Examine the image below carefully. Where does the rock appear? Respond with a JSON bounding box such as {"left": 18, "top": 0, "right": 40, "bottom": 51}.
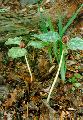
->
{"left": 0, "top": 86, "right": 9, "bottom": 101}
{"left": 20, "top": 0, "right": 38, "bottom": 7}
{"left": 0, "top": 75, "right": 6, "bottom": 85}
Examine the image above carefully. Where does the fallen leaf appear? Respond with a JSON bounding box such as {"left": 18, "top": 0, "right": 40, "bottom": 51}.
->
{"left": 3, "top": 89, "right": 18, "bottom": 108}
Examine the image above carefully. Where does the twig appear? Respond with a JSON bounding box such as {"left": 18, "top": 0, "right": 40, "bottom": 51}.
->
{"left": 27, "top": 102, "right": 29, "bottom": 120}
{"left": 25, "top": 55, "right": 33, "bottom": 82}
{"left": 47, "top": 50, "right": 64, "bottom": 103}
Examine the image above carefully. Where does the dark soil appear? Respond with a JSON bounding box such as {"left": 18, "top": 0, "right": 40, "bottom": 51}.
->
{"left": 0, "top": 0, "right": 83, "bottom": 119}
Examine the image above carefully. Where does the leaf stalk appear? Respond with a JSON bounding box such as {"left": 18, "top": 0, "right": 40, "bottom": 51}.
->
{"left": 47, "top": 50, "right": 64, "bottom": 103}
{"left": 25, "top": 55, "right": 33, "bottom": 82}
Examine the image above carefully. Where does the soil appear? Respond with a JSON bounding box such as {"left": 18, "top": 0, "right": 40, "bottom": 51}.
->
{"left": 0, "top": 0, "right": 83, "bottom": 119}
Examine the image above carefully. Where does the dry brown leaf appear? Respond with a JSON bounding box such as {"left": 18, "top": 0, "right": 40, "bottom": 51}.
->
{"left": 3, "top": 89, "right": 18, "bottom": 108}
{"left": 60, "top": 111, "right": 65, "bottom": 120}
{"left": 0, "top": 52, "right": 3, "bottom": 62}
{"left": 38, "top": 56, "right": 50, "bottom": 75}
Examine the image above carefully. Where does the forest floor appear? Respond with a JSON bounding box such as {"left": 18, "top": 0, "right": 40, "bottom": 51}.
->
{"left": 0, "top": 0, "right": 83, "bottom": 119}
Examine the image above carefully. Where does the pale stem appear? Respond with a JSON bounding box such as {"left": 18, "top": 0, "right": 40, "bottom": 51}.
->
{"left": 47, "top": 50, "right": 64, "bottom": 103}
{"left": 25, "top": 55, "right": 33, "bottom": 82}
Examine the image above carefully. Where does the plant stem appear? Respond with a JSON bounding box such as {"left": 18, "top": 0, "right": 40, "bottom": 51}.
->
{"left": 47, "top": 50, "right": 64, "bottom": 103}
{"left": 25, "top": 55, "right": 33, "bottom": 82}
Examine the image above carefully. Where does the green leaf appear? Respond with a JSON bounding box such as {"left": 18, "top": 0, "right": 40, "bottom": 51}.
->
{"left": 72, "top": 87, "right": 75, "bottom": 91}
{"left": 60, "top": 55, "right": 66, "bottom": 80}
{"left": 47, "top": 16, "right": 55, "bottom": 32}
{"left": 58, "top": 15, "right": 63, "bottom": 37}
{"left": 73, "top": 83, "right": 81, "bottom": 88}
{"left": 33, "top": 31, "right": 60, "bottom": 42}
{"left": 74, "top": 73, "right": 82, "bottom": 79}
{"left": 61, "top": 4, "right": 83, "bottom": 36}
{"left": 0, "top": 8, "right": 9, "bottom": 13}
{"left": 28, "top": 41, "right": 50, "bottom": 48}
{"left": 5, "top": 37, "right": 22, "bottom": 45}
{"left": 68, "top": 77, "right": 77, "bottom": 83}
{"left": 8, "top": 47, "right": 27, "bottom": 59}
{"left": 68, "top": 37, "right": 83, "bottom": 50}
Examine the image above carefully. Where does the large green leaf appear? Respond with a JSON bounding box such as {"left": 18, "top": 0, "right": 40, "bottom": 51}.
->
{"left": 8, "top": 47, "right": 27, "bottom": 59}
{"left": 68, "top": 37, "right": 83, "bottom": 50}
{"left": 5, "top": 37, "right": 22, "bottom": 45}
{"left": 33, "top": 31, "right": 60, "bottom": 42}
{"left": 28, "top": 41, "right": 50, "bottom": 49}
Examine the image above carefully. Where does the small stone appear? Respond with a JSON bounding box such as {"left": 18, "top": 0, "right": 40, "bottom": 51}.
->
{"left": 0, "top": 86, "right": 9, "bottom": 101}
{"left": 0, "top": 75, "right": 6, "bottom": 85}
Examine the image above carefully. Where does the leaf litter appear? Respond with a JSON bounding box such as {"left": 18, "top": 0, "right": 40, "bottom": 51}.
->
{"left": 0, "top": 0, "right": 83, "bottom": 119}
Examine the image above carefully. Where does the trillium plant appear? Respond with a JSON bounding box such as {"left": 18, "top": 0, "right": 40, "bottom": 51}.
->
{"left": 28, "top": 4, "right": 83, "bottom": 103}
{"left": 5, "top": 4, "right": 83, "bottom": 104}
{"left": 5, "top": 37, "right": 33, "bottom": 82}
